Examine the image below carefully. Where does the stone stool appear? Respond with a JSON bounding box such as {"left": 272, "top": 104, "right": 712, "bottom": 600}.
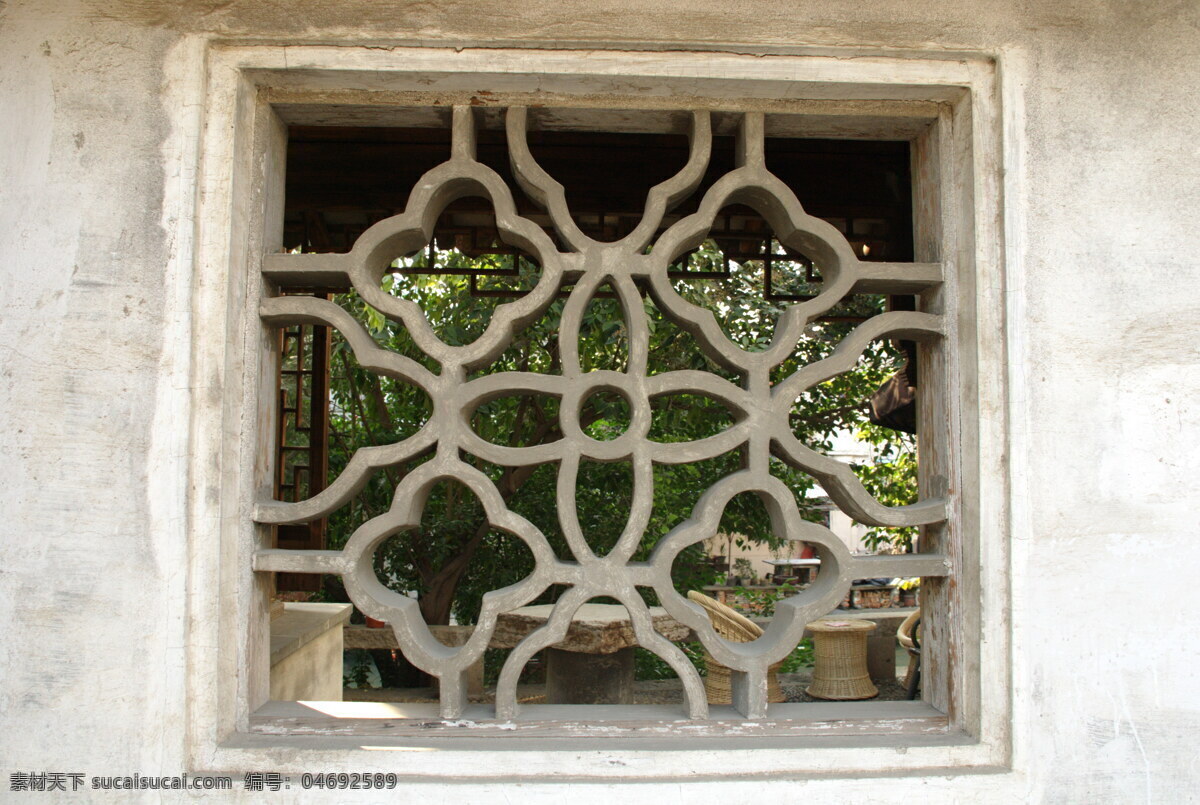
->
{"left": 806, "top": 619, "right": 878, "bottom": 700}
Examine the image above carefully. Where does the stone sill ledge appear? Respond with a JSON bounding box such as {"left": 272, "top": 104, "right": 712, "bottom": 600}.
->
{"left": 251, "top": 698, "right": 951, "bottom": 742}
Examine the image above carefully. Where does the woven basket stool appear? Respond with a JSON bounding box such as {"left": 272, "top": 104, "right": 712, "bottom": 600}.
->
{"left": 687, "top": 591, "right": 785, "bottom": 705}
{"left": 805, "top": 618, "right": 878, "bottom": 700}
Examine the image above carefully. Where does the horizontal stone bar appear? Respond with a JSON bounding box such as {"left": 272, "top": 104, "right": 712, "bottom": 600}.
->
{"left": 260, "top": 253, "right": 940, "bottom": 295}
{"left": 254, "top": 548, "right": 347, "bottom": 574}
{"left": 262, "top": 253, "right": 352, "bottom": 290}
{"left": 850, "top": 552, "right": 951, "bottom": 578}
{"left": 850, "top": 261, "right": 942, "bottom": 294}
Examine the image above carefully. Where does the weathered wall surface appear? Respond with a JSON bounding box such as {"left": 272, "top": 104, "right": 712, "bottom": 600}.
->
{"left": 2, "top": 0, "right": 1198, "bottom": 801}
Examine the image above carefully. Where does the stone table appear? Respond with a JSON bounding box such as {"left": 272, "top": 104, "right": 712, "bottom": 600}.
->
{"left": 492, "top": 604, "right": 691, "bottom": 704}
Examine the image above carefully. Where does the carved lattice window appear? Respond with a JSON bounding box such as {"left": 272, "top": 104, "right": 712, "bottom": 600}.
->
{"left": 254, "top": 105, "right": 950, "bottom": 721}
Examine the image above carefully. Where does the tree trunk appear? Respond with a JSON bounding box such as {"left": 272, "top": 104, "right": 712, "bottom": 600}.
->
{"left": 370, "top": 649, "right": 429, "bottom": 688}
{"left": 418, "top": 572, "right": 462, "bottom": 626}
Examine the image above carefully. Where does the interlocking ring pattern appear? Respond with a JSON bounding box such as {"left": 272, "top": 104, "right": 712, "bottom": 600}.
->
{"left": 254, "top": 106, "right": 951, "bottom": 719}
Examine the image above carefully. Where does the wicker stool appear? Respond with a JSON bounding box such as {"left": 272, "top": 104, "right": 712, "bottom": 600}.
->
{"left": 687, "top": 591, "right": 785, "bottom": 704}
{"left": 806, "top": 619, "right": 878, "bottom": 700}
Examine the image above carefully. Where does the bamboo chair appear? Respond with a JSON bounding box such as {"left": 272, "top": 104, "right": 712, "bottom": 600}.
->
{"left": 687, "top": 591, "right": 786, "bottom": 704}
{"left": 897, "top": 607, "right": 922, "bottom": 699}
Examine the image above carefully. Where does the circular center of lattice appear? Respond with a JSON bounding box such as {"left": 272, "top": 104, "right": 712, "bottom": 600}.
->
{"left": 583, "top": 389, "right": 632, "bottom": 441}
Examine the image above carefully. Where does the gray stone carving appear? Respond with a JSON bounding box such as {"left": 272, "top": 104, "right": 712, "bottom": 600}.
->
{"left": 254, "top": 105, "right": 950, "bottom": 720}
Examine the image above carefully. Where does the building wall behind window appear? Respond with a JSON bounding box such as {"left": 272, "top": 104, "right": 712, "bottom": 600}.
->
{"left": 1, "top": 1, "right": 1198, "bottom": 800}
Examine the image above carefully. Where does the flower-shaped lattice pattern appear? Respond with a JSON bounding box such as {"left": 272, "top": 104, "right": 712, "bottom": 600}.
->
{"left": 255, "top": 106, "right": 951, "bottom": 720}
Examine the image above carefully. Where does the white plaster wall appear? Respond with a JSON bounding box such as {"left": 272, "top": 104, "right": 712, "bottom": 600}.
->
{"left": 828, "top": 509, "right": 870, "bottom": 554}
{"left": 1, "top": 1, "right": 1198, "bottom": 802}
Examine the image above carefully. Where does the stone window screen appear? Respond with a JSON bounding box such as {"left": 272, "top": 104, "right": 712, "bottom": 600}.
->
{"left": 254, "top": 103, "right": 951, "bottom": 720}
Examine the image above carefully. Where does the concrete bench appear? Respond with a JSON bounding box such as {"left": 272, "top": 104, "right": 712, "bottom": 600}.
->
{"left": 271, "top": 603, "right": 352, "bottom": 701}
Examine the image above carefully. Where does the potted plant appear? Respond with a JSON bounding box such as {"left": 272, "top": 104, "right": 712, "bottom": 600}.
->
{"left": 898, "top": 577, "right": 920, "bottom": 608}
{"left": 733, "top": 558, "right": 754, "bottom": 587}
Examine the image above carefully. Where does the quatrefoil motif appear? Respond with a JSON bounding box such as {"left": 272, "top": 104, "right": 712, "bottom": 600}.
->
{"left": 255, "top": 105, "right": 951, "bottom": 720}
